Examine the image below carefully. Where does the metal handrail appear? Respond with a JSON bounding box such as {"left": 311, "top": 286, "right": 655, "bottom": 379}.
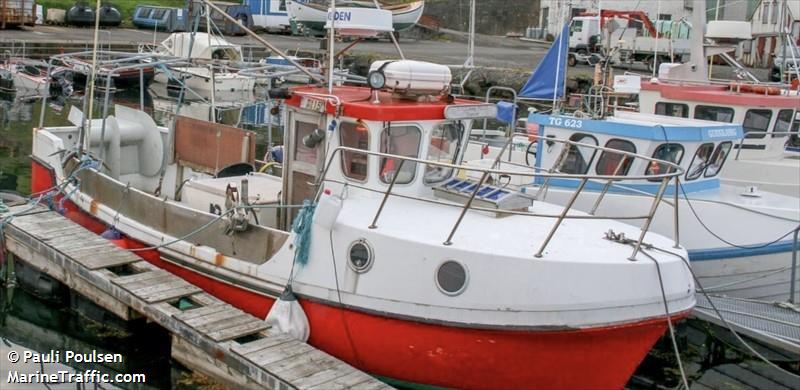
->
{"left": 314, "top": 136, "right": 682, "bottom": 259}
{"left": 734, "top": 130, "right": 800, "bottom": 160}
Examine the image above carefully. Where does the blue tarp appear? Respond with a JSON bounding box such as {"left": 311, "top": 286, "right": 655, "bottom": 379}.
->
{"left": 519, "top": 24, "right": 569, "bottom": 100}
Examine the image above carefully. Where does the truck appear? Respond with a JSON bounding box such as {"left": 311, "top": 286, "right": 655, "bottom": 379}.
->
{"left": 567, "top": 10, "right": 692, "bottom": 72}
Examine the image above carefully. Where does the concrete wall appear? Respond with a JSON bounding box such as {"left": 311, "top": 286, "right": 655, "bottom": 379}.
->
{"left": 422, "top": 0, "right": 539, "bottom": 35}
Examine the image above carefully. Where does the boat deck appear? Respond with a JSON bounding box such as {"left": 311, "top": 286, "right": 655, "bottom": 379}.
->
{"left": 1, "top": 205, "right": 390, "bottom": 389}
{"left": 693, "top": 293, "right": 800, "bottom": 356}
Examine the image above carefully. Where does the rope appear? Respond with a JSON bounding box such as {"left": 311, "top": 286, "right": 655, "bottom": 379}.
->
{"left": 291, "top": 200, "right": 316, "bottom": 267}
{"left": 640, "top": 248, "right": 690, "bottom": 389}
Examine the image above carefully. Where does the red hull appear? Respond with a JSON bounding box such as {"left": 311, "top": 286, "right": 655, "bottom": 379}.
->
{"left": 31, "top": 160, "right": 684, "bottom": 389}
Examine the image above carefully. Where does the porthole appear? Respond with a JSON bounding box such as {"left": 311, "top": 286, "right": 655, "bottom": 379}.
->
{"left": 347, "top": 239, "right": 373, "bottom": 273}
{"left": 435, "top": 260, "right": 468, "bottom": 296}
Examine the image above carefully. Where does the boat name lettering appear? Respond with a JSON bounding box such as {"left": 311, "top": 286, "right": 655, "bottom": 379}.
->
{"left": 300, "top": 97, "right": 326, "bottom": 112}
{"left": 707, "top": 128, "right": 738, "bottom": 138}
{"left": 328, "top": 11, "right": 352, "bottom": 22}
{"left": 548, "top": 117, "right": 583, "bottom": 129}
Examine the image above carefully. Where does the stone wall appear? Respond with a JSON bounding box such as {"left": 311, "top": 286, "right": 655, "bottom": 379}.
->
{"left": 421, "top": 0, "right": 540, "bottom": 36}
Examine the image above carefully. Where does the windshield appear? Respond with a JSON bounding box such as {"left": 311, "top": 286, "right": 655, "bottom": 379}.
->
{"left": 424, "top": 122, "right": 466, "bottom": 184}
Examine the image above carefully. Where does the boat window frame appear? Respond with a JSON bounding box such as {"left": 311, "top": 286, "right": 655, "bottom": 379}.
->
{"left": 645, "top": 143, "right": 685, "bottom": 182}
{"left": 424, "top": 121, "right": 466, "bottom": 186}
{"left": 704, "top": 141, "right": 733, "bottom": 178}
{"left": 743, "top": 109, "right": 773, "bottom": 139}
{"left": 595, "top": 138, "right": 637, "bottom": 176}
{"left": 655, "top": 102, "right": 689, "bottom": 118}
{"left": 338, "top": 121, "right": 370, "bottom": 183}
{"left": 560, "top": 133, "right": 599, "bottom": 175}
{"left": 379, "top": 123, "right": 423, "bottom": 186}
{"left": 685, "top": 143, "right": 715, "bottom": 181}
{"left": 772, "top": 109, "right": 794, "bottom": 138}
{"left": 694, "top": 105, "right": 735, "bottom": 123}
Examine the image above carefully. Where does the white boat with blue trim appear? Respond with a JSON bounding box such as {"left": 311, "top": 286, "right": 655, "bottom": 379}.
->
{"left": 515, "top": 111, "right": 800, "bottom": 302}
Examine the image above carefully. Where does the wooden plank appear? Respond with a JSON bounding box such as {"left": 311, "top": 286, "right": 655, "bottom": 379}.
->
{"left": 73, "top": 251, "right": 141, "bottom": 270}
{"left": 116, "top": 274, "right": 175, "bottom": 292}
{"left": 61, "top": 244, "right": 125, "bottom": 259}
{"left": 195, "top": 313, "right": 255, "bottom": 333}
{"left": 129, "top": 278, "right": 195, "bottom": 297}
{"left": 249, "top": 341, "right": 315, "bottom": 367}
{"left": 205, "top": 319, "right": 269, "bottom": 342}
{"left": 306, "top": 370, "right": 375, "bottom": 390}
{"left": 264, "top": 349, "right": 337, "bottom": 382}
{"left": 183, "top": 307, "right": 245, "bottom": 328}
{"left": 174, "top": 303, "right": 232, "bottom": 321}
{"left": 189, "top": 292, "right": 225, "bottom": 307}
{"left": 139, "top": 284, "right": 201, "bottom": 303}
{"left": 351, "top": 380, "right": 392, "bottom": 390}
{"left": 112, "top": 269, "right": 170, "bottom": 286}
{"left": 293, "top": 365, "right": 356, "bottom": 389}
{"left": 231, "top": 333, "right": 295, "bottom": 356}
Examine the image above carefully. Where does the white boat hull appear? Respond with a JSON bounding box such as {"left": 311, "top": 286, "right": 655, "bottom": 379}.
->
{"left": 154, "top": 67, "right": 255, "bottom": 93}
{"left": 525, "top": 184, "right": 800, "bottom": 302}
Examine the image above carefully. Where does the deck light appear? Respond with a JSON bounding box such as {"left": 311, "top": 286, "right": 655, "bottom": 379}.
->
{"left": 367, "top": 70, "right": 386, "bottom": 90}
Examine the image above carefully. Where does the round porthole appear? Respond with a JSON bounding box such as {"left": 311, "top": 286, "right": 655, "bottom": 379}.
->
{"left": 436, "top": 260, "right": 468, "bottom": 296}
{"left": 347, "top": 240, "right": 373, "bottom": 273}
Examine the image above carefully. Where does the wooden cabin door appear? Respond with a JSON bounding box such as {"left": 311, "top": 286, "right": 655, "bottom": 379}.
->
{"left": 282, "top": 109, "right": 326, "bottom": 228}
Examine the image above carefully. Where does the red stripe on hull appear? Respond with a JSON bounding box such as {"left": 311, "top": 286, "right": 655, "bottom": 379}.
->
{"left": 31, "top": 159, "right": 683, "bottom": 389}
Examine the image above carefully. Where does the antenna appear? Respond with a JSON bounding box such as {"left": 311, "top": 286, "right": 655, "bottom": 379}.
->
{"left": 327, "top": 0, "right": 335, "bottom": 93}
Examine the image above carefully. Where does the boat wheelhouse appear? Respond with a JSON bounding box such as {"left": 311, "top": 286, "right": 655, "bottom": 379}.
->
{"left": 30, "top": 60, "right": 694, "bottom": 388}
{"left": 638, "top": 79, "right": 800, "bottom": 196}
{"left": 526, "top": 110, "right": 800, "bottom": 301}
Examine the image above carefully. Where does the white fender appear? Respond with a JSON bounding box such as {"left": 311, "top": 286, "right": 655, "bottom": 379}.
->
{"left": 265, "top": 286, "right": 310, "bottom": 342}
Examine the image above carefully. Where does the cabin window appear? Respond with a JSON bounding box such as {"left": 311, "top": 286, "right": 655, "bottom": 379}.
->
{"left": 571, "top": 20, "right": 583, "bottom": 34}
{"left": 559, "top": 133, "right": 598, "bottom": 174}
{"left": 424, "top": 122, "right": 464, "bottom": 185}
{"left": 655, "top": 102, "right": 689, "bottom": 118}
{"left": 294, "top": 121, "right": 319, "bottom": 165}
{"left": 595, "top": 139, "right": 636, "bottom": 176}
{"left": 743, "top": 109, "right": 772, "bottom": 139}
{"left": 339, "top": 122, "right": 370, "bottom": 181}
{"left": 379, "top": 125, "right": 422, "bottom": 184}
{"left": 646, "top": 143, "right": 684, "bottom": 181}
{"left": 772, "top": 109, "right": 794, "bottom": 138}
{"left": 694, "top": 105, "right": 735, "bottom": 123}
{"left": 279, "top": 0, "right": 287, "bottom": 11}
{"left": 704, "top": 142, "right": 732, "bottom": 177}
{"left": 686, "top": 143, "right": 714, "bottom": 181}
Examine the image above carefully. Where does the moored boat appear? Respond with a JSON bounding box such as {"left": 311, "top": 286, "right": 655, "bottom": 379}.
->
{"left": 287, "top": 0, "right": 424, "bottom": 35}
{"left": 518, "top": 110, "right": 800, "bottom": 302}
{"left": 30, "top": 60, "right": 695, "bottom": 389}
{"left": 151, "top": 32, "right": 255, "bottom": 93}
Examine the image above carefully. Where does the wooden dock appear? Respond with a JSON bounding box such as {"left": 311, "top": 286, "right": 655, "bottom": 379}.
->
{"left": 1, "top": 205, "right": 391, "bottom": 389}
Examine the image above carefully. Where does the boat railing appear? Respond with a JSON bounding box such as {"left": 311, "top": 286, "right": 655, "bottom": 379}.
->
{"left": 626, "top": 70, "right": 799, "bottom": 91}
{"left": 316, "top": 135, "right": 684, "bottom": 260}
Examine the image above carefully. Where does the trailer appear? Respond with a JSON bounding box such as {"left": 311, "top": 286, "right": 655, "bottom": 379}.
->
{"left": 567, "top": 10, "right": 692, "bottom": 72}
{"left": 0, "top": 0, "right": 35, "bottom": 29}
